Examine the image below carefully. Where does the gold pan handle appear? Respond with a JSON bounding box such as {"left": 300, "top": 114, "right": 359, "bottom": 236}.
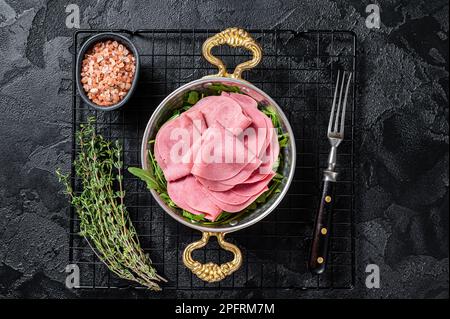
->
{"left": 202, "top": 27, "right": 262, "bottom": 79}
{"left": 182, "top": 232, "right": 242, "bottom": 282}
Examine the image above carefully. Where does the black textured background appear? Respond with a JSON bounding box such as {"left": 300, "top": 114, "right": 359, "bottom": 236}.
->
{"left": 0, "top": 0, "right": 448, "bottom": 299}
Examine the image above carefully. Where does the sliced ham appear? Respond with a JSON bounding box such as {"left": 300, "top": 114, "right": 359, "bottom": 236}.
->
{"left": 167, "top": 175, "right": 222, "bottom": 221}
{"left": 206, "top": 189, "right": 251, "bottom": 205}
{"left": 166, "top": 184, "right": 205, "bottom": 216}
{"left": 190, "top": 95, "right": 252, "bottom": 135}
{"left": 232, "top": 172, "right": 275, "bottom": 197}
{"left": 155, "top": 115, "right": 192, "bottom": 181}
{"left": 154, "top": 92, "right": 282, "bottom": 221}
{"left": 155, "top": 110, "right": 206, "bottom": 182}
{"left": 191, "top": 126, "right": 259, "bottom": 181}
{"left": 226, "top": 92, "right": 276, "bottom": 173}
{"left": 226, "top": 92, "right": 269, "bottom": 158}
{"left": 196, "top": 161, "right": 263, "bottom": 190}
{"left": 202, "top": 186, "right": 268, "bottom": 213}
{"left": 196, "top": 161, "right": 266, "bottom": 190}
{"left": 223, "top": 92, "right": 258, "bottom": 109}
{"left": 216, "top": 160, "right": 261, "bottom": 185}
{"left": 259, "top": 128, "right": 280, "bottom": 174}
{"left": 195, "top": 176, "right": 235, "bottom": 191}
{"left": 185, "top": 108, "right": 207, "bottom": 134}
{"left": 262, "top": 116, "right": 275, "bottom": 156}
{"left": 241, "top": 171, "right": 273, "bottom": 184}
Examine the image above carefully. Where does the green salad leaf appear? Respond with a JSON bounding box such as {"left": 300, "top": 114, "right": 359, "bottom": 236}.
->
{"left": 182, "top": 210, "right": 205, "bottom": 221}
{"left": 186, "top": 91, "right": 200, "bottom": 105}
{"left": 128, "top": 167, "right": 161, "bottom": 190}
{"left": 207, "top": 83, "right": 241, "bottom": 94}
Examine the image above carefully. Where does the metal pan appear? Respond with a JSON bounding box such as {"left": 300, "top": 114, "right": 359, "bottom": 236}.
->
{"left": 141, "top": 28, "right": 296, "bottom": 282}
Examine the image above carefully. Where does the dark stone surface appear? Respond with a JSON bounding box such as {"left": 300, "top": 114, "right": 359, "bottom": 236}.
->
{"left": 0, "top": 0, "right": 448, "bottom": 299}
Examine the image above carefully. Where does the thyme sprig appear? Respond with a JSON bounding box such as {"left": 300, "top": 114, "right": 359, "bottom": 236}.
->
{"left": 57, "top": 117, "right": 166, "bottom": 290}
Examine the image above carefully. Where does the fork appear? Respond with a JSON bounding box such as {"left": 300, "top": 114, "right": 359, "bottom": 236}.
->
{"left": 309, "top": 70, "right": 352, "bottom": 275}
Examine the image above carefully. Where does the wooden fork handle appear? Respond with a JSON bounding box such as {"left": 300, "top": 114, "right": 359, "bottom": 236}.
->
{"left": 309, "top": 179, "right": 335, "bottom": 274}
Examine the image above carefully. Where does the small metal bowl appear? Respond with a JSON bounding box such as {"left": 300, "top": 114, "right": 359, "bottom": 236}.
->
{"left": 75, "top": 32, "right": 140, "bottom": 111}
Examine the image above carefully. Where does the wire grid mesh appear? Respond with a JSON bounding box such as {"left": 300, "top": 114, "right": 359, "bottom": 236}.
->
{"left": 70, "top": 29, "right": 356, "bottom": 291}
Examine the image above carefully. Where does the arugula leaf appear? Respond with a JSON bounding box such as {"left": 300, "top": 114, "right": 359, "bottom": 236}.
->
{"left": 182, "top": 210, "right": 205, "bottom": 221}
{"left": 160, "top": 193, "right": 177, "bottom": 208}
{"left": 278, "top": 133, "right": 289, "bottom": 148}
{"left": 207, "top": 84, "right": 241, "bottom": 94}
{"left": 148, "top": 145, "right": 166, "bottom": 187}
{"left": 273, "top": 172, "right": 284, "bottom": 181}
{"left": 215, "top": 212, "right": 233, "bottom": 222}
{"left": 272, "top": 157, "right": 280, "bottom": 172}
{"left": 187, "top": 91, "right": 199, "bottom": 104}
{"left": 128, "top": 167, "right": 160, "bottom": 190}
{"left": 167, "top": 110, "right": 181, "bottom": 121}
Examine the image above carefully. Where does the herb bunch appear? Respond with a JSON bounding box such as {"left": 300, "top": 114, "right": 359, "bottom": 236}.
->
{"left": 129, "top": 85, "right": 289, "bottom": 225}
{"left": 57, "top": 117, "right": 166, "bottom": 290}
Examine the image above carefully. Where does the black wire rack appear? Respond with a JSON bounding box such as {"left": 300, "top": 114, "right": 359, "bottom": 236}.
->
{"left": 70, "top": 29, "right": 356, "bottom": 292}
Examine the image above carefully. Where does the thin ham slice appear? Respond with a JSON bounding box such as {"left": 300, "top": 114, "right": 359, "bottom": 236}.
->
{"left": 155, "top": 111, "right": 205, "bottom": 181}
{"left": 167, "top": 175, "right": 222, "bottom": 221}
{"left": 207, "top": 190, "right": 250, "bottom": 206}
{"left": 225, "top": 92, "right": 277, "bottom": 176}
{"left": 232, "top": 172, "right": 275, "bottom": 197}
{"left": 155, "top": 116, "right": 192, "bottom": 181}
{"left": 202, "top": 186, "right": 268, "bottom": 213}
{"left": 190, "top": 95, "right": 252, "bottom": 135}
{"left": 216, "top": 160, "right": 261, "bottom": 185}
{"left": 185, "top": 108, "right": 207, "bottom": 134}
{"left": 226, "top": 93, "right": 269, "bottom": 158}
{"left": 241, "top": 171, "right": 273, "bottom": 184}
{"left": 223, "top": 92, "right": 257, "bottom": 109}
{"left": 261, "top": 115, "right": 275, "bottom": 156}
{"left": 196, "top": 160, "right": 264, "bottom": 190}
{"left": 259, "top": 127, "right": 280, "bottom": 174}
{"left": 195, "top": 176, "right": 235, "bottom": 191}
{"left": 196, "top": 160, "right": 263, "bottom": 190}
{"left": 166, "top": 184, "right": 205, "bottom": 216}
{"left": 191, "top": 126, "right": 259, "bottom": 181}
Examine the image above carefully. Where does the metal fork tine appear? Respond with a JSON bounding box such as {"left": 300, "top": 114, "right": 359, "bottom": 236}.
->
{"left": 334, "top": 71, "right": 346, "bottom": 133}
{"left": 328, "top": 70, "right": 340, "bottom": 134}
{"left": 339, "top": 72, "right": 352, "bottom": 134}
